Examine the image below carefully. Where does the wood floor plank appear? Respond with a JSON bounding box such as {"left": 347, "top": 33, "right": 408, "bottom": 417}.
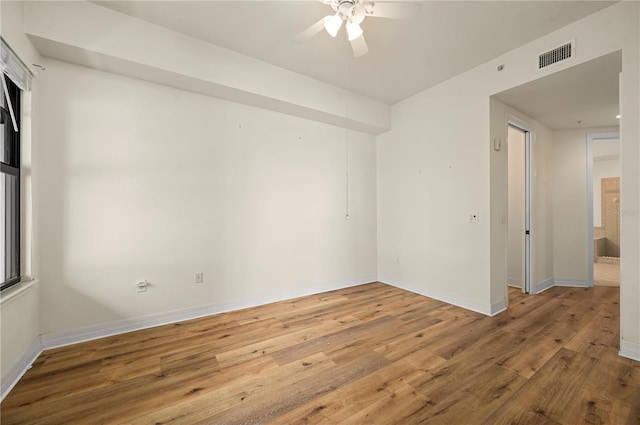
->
{"left": 160, "top": 343, "right": 220, "bottom": 375}
{"left": 385, "top": 312, "right": 477, "bottom": 358}
{"left": 407, "top": 329, "right": 528, "bottom": 418}
{"left": 325, "top": 315, "right": 443, "bottom": 364}
{"left": 372, "top": 318, "right": 450, "bottom": 362}
{"left": 423, "top": 315, "right": 503, "bottom": 360}
{"left": 4, "top": 357, "right": 103, "bottom": 395}
{"left": 565, "top": 309, "right": 621, "bottom": 358}
{"left": 273, "top": 289, "right": 412, "bottom": 329}
{"left": 498, "top": 296, "right": 573, "bottom": 336}
{"left": 230, "top": 293, "right": 349, "bottom": 326}
{"left": 214, "top": 315, "right": 361, "bottom": 368}
{"left": 191, "top": 351, "right": 390, "bottom": 425}
{"left": 264, "top": 359, "right": 417, "bottom": 425}
{"left": 484, "top": 348, "right": 599, "bottom": 425}
{"left": 560, "top": 348, "right": 640, "bottom": 425}
{"left": 499, "top": 319, "right": 582, "bottom": 378}
{"left": 269, "top": 315, "right": 397, "bottom": 366}
{"left": 337, "top": 383, "right": 430, "bottom": 425}
{"left": 93, "top": 316, "right": 282, "bottom": 362}
{"left": 405, "top": 364, "right": 527, "bottom": 425}
{"left": 2, "top": 282, "right": 638, "bottom": 425}
{"left": 125, "top": 352, "right": 337, "bottom": 425}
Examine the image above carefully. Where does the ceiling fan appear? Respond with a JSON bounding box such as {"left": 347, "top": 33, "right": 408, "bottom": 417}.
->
{"left": 294, "top": 0, "right": 422, "bottom": 57}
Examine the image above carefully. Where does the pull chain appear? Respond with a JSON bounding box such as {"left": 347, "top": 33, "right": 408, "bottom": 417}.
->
{"left": 344, "top": 41, "right": 350, "bottom": 220}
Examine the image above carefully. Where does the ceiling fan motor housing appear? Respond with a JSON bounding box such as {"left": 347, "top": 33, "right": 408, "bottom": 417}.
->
{"left": 327, "top": 0, "right": 365, "bottom": 24}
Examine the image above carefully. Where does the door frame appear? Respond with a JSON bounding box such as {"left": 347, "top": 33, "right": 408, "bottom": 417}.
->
{"left": 507, "top": 118, "right": 534, "bottom": 294}
{"left": 586, "top": 131, "right": 620, "bottom": 286}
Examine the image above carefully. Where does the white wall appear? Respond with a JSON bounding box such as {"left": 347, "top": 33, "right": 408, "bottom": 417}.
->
{"left": 379, "top": 1, "right": 639, "bottom": 356}
{"left": 377, "top": 81, "right": 493, "bottom": 314}
{"left": 0, "top": 0, "right": 40, "bottom": 76}
{"left": 553, "top": 127, "right": 619, "bottom": 281}
{"left": 0, "top": 0, "right": 43, "bottom": 397}
{"left": 490, "top": 100, "right": 554, "bottom": 299}
{"left": 593, "top": 138, "right": 621, "bottom": 158}
{"left": 37, "top": 59, "right": 378, "bottom": 337}
{"left": 23, "top": 0, "right": 390, "bottom": 135}
{"left": 0, "top": 283, "right": 41, "bottom": 399}
{"left": 0, "top": 78, "right": 42, "bottom": 398}
{"left": 507, "top": 126, "right": 525, "bottom": 287}
{"left": 532, "top": 119, "right": 555, "bottom": 292}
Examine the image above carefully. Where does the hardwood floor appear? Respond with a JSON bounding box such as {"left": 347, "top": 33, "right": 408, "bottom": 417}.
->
{"left": 2, "top": 282, "right": 639, "bottom": 424}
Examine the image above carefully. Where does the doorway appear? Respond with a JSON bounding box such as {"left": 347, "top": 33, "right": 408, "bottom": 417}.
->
{"left": 491, "top": 51, "right": 621, "bottom": 314}
{"left": 587, "top": 133, "right": 620, "bottom": 286}
{"left": 507, "top": 123, "right": 532, "bottom": 294}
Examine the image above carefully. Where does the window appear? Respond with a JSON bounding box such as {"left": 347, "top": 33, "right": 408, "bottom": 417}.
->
{"left": 1, "top": 73, "right": 21, "bottom": 290}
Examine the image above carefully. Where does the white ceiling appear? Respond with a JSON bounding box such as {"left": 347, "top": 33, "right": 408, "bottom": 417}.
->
{"left": 92, "top": 1, "right": 616, "bottom": 105}
{"left": 494, "top": 50, "right": 621, "bottom": 130}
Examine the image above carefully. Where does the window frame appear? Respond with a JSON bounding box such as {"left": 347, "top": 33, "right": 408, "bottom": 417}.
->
{"left": 1, "top": 72, "right": 21, "bottom": 291}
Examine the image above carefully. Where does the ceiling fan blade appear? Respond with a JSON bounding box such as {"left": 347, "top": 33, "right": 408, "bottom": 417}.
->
{"left": 293, "top": 17, "right": 327, "bottom": 44}
{"left": 365, "top": 2, "right": 421, "bottom": 19}
{"left": 350, "top": 34, "right": 369, "bottom": 57}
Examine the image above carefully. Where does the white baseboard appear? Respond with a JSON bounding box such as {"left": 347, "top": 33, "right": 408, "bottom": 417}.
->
{"left": 507, "top": 277, "right": 522, "bottom": 287}
{"left": 490, "top": 298, "right": 507, "bottom": 316}
{"left": 534, "top": 278, "right": 555, "bottom": 294}
{"left": 379, "top": 278, "right": 494, "bottom": 316}
{"left": 553, "top": 278, "right": 591, "bottom": 288}
{"left": 41, "top": 276, "right": 377, "bottom": 350}
{"left": 6, "top": 274, "right": 634, "bottom": 405}
{"left": 620, "top": 340, "right": 640, "bottom": 362}
{"left": 1, "top": 337, "right": 42, "bottom": 401}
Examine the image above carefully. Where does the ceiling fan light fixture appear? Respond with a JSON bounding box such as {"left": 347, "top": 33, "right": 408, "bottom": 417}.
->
{"left": 350, "top": 2, "right": 366, "bottom": 25}
{"left": 294, "top": 0, "right": 421, "bottom": 57}
{"left": 324, "top": 14, "right": 343, "bottom": 37}
{"left": 346, "top": 21, "right": 363, "bottom": 41}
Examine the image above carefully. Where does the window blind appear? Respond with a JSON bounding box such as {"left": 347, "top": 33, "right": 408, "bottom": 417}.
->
{"left": 1, "top": 37, "right": 32, "bottom": 92}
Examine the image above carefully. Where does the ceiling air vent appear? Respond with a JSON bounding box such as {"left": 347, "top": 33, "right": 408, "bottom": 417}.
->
{"left": 538, "top": 41, "right": 574, "bottom": 69}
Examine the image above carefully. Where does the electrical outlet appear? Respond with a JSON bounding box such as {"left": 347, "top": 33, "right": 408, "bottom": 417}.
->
{"left": 469, "top": 213, "right": 479, "bottom": 223}
{"left": 195, "top": 272, "right": 204, "bottom": 284}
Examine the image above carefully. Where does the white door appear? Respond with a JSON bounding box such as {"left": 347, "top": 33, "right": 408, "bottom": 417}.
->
{"left": 507, "top": 124, "right": 533, "bottom": 294}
